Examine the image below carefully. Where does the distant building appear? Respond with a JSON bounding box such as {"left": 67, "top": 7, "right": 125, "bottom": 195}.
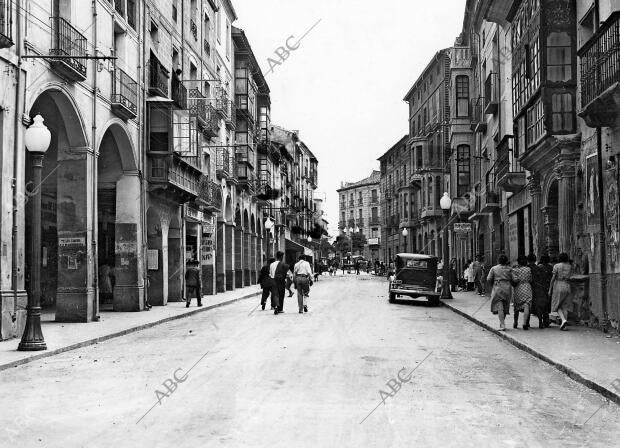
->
{"left": 336, "top": 171, "right": 382, "bottom": 261}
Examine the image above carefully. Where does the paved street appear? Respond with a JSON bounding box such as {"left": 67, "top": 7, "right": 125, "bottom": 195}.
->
{"left": 2, "top": 275, "right": 619, "bottom": 448}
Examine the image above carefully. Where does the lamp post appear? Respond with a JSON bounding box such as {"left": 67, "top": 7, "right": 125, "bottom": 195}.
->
{"left": 439, "top": 192, "right": 453, "bottom": 300}
{"left": 402, "top": 227, "right": 409, "bottom": 253}
{"left": 348, "top": 226, "right": 354, "bottom": 256}
{"left": 19, "top": 115, "right": 51, "bottom": 351}
{"left": 264, "top": 217, "right": 274, "bottom": 259}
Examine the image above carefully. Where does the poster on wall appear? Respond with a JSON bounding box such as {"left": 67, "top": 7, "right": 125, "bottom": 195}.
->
{"left": 202, "top": 217, "right": 215, "bottom": 264}
{"left": 604, "top": 167, "right": 619, "bottom": 264}
{"left": 586, "top": 154, "right": 600, "bottom": 231}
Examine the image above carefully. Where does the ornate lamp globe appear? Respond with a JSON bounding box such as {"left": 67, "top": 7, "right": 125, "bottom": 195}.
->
{"left": 402, "top": 228, "right": 409, "bottom": 237}
{"left": 440, "top": 192, "right": 452, "bottom": 210}
{"left": 25, "top": 115, "right": 51, "bottom": 154}
{"left": 264, "top": 217, "right": 274, "bottom": 230}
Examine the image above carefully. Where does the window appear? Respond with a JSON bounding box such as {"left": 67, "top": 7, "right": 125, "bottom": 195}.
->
{"left": 526, "top": 98, "right": 544, "bottom": 145}
{"left": 358, "top": 191, "right": 363, "bottom": 204}
{"left": 172, "top": 0, "right": 178, "bottom": 22}
{"left": 547, "top": 32, "right": 572, "bottom": 82}
{"left": 216, "top": 6, "right": 221, "bottom": 43}
{"left": 516, "top": 115, "right": 526, "bottom": 157}
{"left": 416, "top": 146, "right": 423, "bottom": 170}
{"left": 456, "top": 76, "right": 469, "bottom": 117}
{"left": 226, "top": 19, "right": 231, "bottom": 58}
{"left": 551, "top": 92, "right": 574, "bottom": 132}
{"left": 456, "top": 145, "right": 470, "bottom": 197}
{"left": 404, "top": 193, "right": 408, "bottom": 218}
{"left": 371, "top": 190, "right": 377, "bottom": 202}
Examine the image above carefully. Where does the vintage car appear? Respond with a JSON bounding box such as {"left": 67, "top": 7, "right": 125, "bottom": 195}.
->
{"left": 388, "top": 253, "right": 440, "bottom": 306}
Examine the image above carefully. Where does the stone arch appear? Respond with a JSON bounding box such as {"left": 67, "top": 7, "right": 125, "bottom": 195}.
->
{"left": 25, "top": 87, "right": 91, "bottom": 320}
{"left": 97, "top": 121, "right": 138, "bottom": 172}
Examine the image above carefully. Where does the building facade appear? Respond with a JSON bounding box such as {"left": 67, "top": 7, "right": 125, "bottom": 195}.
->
{"left": 402, "top": 50, "right": 452, "bottom": 260}
{"left": 336, "top": 170, "right": 382, "bottom": 261}
{"left": 0, "top": 0, "right": 319, "bottom": 341}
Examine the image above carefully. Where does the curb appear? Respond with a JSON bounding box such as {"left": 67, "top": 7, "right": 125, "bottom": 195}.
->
{"left": 0, "top": 291, "right": 260, "bottom": 373}
{"left": 441, "top": 299, "right": 620, "bottom": 406}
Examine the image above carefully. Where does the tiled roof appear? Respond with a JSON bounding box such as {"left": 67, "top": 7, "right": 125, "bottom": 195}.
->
{"left": 337, "top": 171, "right": 380, "bottom": 191}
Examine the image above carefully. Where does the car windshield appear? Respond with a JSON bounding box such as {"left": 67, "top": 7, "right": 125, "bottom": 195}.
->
{"left": 404, "top": 259, "right": 428, "bottom": 269}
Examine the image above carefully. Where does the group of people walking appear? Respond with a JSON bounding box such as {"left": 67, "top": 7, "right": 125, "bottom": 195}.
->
{"left": 258, "top": 251, "right": 314, "bottom": 315}
{"left": 487, "top": 253, "right": 574, "bottom": 331}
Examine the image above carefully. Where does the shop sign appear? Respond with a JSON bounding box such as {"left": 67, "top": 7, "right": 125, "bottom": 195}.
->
{"left": 147, "top": 249, "right": 159, "bottom": 270}
{"left": 367, "top": 238, "right": 380, "bottom": 246}
{"left": 185, "top": 207, "right": 203, "bottom": 222}
{"left": 509, "top": 214, "right": 519, "bottom": 258}
{"left": 507, "top": 188, "right": 531, "bottom": 214}
{"left": 453, "top": 223, "right": 472, "bottom": 238}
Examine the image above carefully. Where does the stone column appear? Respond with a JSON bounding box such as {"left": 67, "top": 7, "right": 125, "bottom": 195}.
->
{"left": 557, "top": 163, "right": 576, "bottom": 256}
{"left": 251, "top": 233, "right": 258, "bottom": 284}
{"left": 235, "top": 227, "right": 243, "bottom": 288}
{"left": 56, "top": 147, "right": 96, "bottom": 322}
{"left": 113, "top": 173, "right": 144, "bottom": 311}
{"left": 225, "top": 223, "right": 235, "bottom": 291}
{"left": 216, "top": 219, "right": 226, "bottom": 293}
{"left": 529, "top": 173, "right": 544, "bottom": 257}
{"left": 243, "top": 230, "right": 250, "bottom": 287}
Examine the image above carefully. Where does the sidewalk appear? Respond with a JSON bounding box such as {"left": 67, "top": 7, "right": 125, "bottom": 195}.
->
{"left": 0, "top": 286, "right": 261, "bottom": 372}
{"left": 442, "top": 290, "right": 620, "bottom": 404}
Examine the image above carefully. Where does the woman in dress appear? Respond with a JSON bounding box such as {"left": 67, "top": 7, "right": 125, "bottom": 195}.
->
{"left": 530, "top": 254, "right": 552, "bottom": 328}
{"left": 549, "top": 252, "right": 573, "bottom": 330}
{"left": 512, "top": 256, "right": 533, "bottom": 330}
{"left": 487, "top": 254, "right": 513, "bottom": 331}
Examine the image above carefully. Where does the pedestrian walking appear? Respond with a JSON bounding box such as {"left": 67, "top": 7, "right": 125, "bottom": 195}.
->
{"left": 355, "top": 260, "right": 360, "bottom": 275}
{"left": 270, "top": 251, "right": 290, "bottom": 315}
{"left": 450, "top": 258, "right": 458, "bottom": 292}
{"left": 258, "top": 257, "right": 276, "bottom": 310}
{"left": 487, "top": 254, "right": 513, "bottom": 331}
{"left": 472, "top": 255, "right": 485, "bottom": 295}
{"left": 98, "top": 259, "right": 115, "bottom": 305}
{"left": 464, "top": 260, "right": 475, "bottom": 291}
{"left": 512, "top": 256, "right": 533, "bottom": 330}
{"left": 184, "top": 260, "right": 202, "bottom": 308}
{"left": 549, "top": 252, "right": 573, "bottom": 331}
{"left": 293, "top": 254, "right": 313, "bottom": 313}
{"left": 529, "top": 254, "right": 552, "bottom": 328}
{"left": 285, "top": 267, "right": 295, "bottom": 297}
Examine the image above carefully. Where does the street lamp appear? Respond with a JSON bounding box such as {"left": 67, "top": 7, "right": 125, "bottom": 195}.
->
{"left": 439, "top": 192, "right": 453, "bottom": 300}
{"left": 264, "top": 217, "right": 274, "bottom": 259}
{"left": 402, "top": 227, "right": 409, "bottom": 253}
{"left": 19, "top": 115, "right": 51, "bottom": 351}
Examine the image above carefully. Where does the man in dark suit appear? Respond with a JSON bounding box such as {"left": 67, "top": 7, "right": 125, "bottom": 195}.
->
{"left": 258, "top": 257, "right": 276, "bottom": 310}
{"left": 270, "top": 251, "right": 289, "bottom": 315}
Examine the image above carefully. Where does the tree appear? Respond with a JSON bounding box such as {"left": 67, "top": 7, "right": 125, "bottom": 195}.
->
{"left": 334, "top": 233, "right": 367, "bottom": 256}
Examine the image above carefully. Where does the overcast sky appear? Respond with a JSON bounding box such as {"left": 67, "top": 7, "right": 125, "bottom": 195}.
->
{"left": 233, "top": 0, "right": 467, "bottom": 232}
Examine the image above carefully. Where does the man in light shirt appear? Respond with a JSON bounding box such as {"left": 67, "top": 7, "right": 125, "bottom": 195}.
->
{"left": 269, "top": 251, "right": 289, "bottom": 315}
{"left": 293, "top": 254, "right": 313, "bottom": 313}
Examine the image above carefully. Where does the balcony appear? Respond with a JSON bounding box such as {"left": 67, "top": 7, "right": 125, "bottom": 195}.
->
{"left": 149, "top": 56, "right": 169, "bottom": 97}
{"left": 484, "top": 73, "right": 498, "bottom": 115}
{"left": 495, "top": 136, "right": 526, "bottom": 193}
{"left": 148, "top": 154, "right": 201, "bottom": 203}
{"left": 0, "top": 0, "right": 13, "bottom": 48}
{"left": 111, "top": 67, "right": 138, "bottom": 120}
{"left": 225, "top": 100, "right": 236, "bottom": 129}
{"left": 579, "top": 11, "right": 620, "bottom": 127}
{"left": 187, "top": 83, "right": 219, "bottom": 137}
{"left": 421, "top": 207, "right": 443, "bottom": 219}
{"left": 470, "top": 97, "right": 487, "bottom": 133}
{"left": 49, "top": 17, "right": 87, "bottom": 81}
{"left": 369, "top": 217, "right": 380, "bottom": 226}
{"left": 237, "top": 165, "right": 256, "bottom": 193}
{"left": 171, "top": 74, "right": 187, "bottom": 109}
{"left": 215, "top": 87, "right": 229, "bottom": 119}
{"left": 216, "top": 147, "right": 230, "bottom": 179}
{"left": 197, "top": 177, "right": 222, "bottom": 212}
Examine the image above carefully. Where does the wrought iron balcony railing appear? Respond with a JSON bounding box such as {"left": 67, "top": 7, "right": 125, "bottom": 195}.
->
{"left": 50, "top": 17, "right": 87, "bottom": 81}
{"left": 198, "top": 177, "right": 222, "bottom": 211}
{"left": 216, "top": 147, "right": 230, "bottom": 179}
{"left": 470, "top": 97, "right": 487, "bottom": 133}
{"left": 0, "top": 0, "right": 13, "bottom": 48}
{"left": 111, "top": 66, "right": 138, "bottom": 120}
{"left": 149, "top": 56, "right": 169, "bottom": 97}
{"left": 171, "top": 74, "right": 187, "bottom": 109}
{"left": 579, "top": 12, "right": 620, "bottom": 109}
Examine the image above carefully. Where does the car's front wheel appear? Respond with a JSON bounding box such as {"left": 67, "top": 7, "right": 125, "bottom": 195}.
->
{"left": 428, "top": 295, "right": 440, "bottom": 307}
{"left": 389, "top": 291, "right": 396, "bottom": 303}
